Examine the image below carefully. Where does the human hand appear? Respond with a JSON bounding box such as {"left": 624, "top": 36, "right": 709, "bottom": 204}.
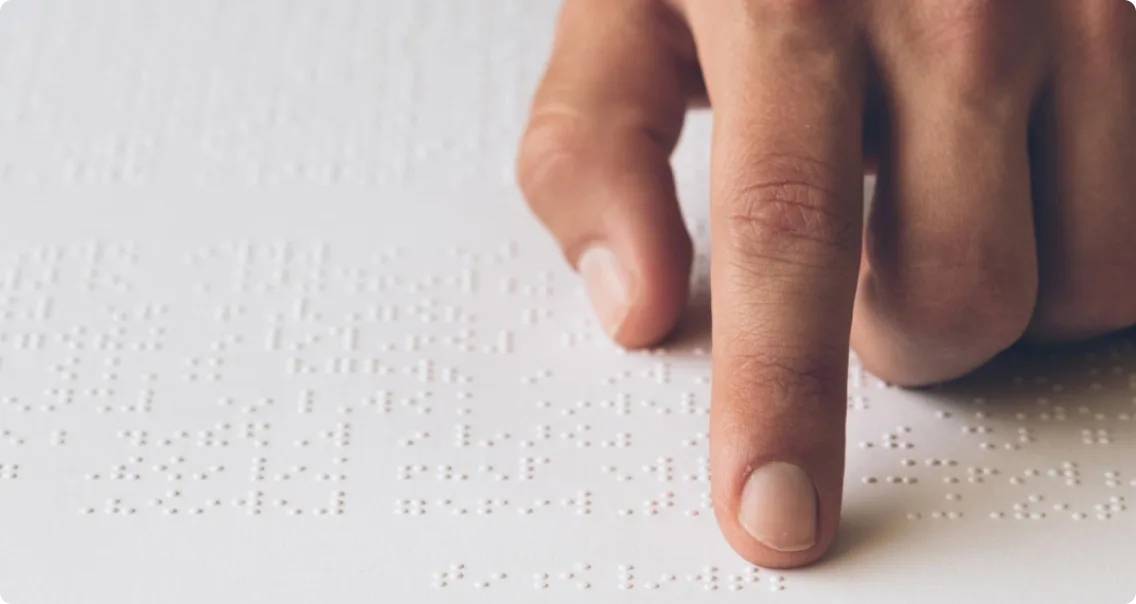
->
{"left": 516, "top": 0, "right": 1136, "bottom": 569}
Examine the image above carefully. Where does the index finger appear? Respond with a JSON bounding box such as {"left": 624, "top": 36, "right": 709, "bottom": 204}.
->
{"left": 685, "top": 1, "right": 866, "bottom": 568}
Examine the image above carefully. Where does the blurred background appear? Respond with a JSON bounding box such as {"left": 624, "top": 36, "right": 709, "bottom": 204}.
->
{"left": 0, "top": 0, "right": 710, "bottom": 194}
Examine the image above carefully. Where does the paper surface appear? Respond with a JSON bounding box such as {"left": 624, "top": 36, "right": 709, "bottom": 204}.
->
{"left": 0, "top": 1, "right": 1133, "bottom": 603}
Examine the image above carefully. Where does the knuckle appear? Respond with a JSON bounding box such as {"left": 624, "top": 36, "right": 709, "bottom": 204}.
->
{"left": 916, "top": 0, "right": 1001, "bottom": 48}
{"left": 1032, "top": 285, "right": 1136, "bottom": 341}
{"left": 857, "top": 238, "right": 1037, "bottom": 385}
{"left": 908, "top": 0, "right": 1022, "bottom": 94}
{"left": 742, "top": 0, "right": 837, "bottom": 26}
{"left": 516, "top": 109, "right": 592, "bottom": 205}
{"left": 722, "top": 163, "right": 859, "bottom": 267}
{"left": 874, "top": 259, "right": 1036, "bottom": 350}
{"left": 1066, "top": 1, "right": 1132, "bottom": 61}
{"left": 920, "top": 286, "right": 1032, "bottom": 348}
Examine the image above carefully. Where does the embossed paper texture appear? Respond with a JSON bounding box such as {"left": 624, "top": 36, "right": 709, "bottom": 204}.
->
{"left": 0, "top": 1, "right": 1133, "bottom": 603}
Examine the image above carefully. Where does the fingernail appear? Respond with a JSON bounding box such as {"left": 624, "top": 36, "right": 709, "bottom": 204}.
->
{"left": 578, "top": 245, "right": 633, "bottom": 339}
{"left": 738, "top": 462, "right": 818, "bottom": 553}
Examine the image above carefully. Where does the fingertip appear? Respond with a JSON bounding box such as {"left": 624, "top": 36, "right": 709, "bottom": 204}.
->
{"left": 709, "top": 409, "right": 845, "bottom": 569}
{"left": 577, "top": 227, "right": 691, "bottom": 350}
{"left": 738, "top": 462, "right": 819, "bottom": 553}
{"left": 579, "top": 244, "right": 638, "bottom": 341}
{"left": 713, "top": 459, "right": 842, "bottom": 569}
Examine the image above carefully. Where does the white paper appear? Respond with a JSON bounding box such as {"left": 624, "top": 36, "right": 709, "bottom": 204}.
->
{"left": 0, "top": 1, "right": 1133, "bottom": 603}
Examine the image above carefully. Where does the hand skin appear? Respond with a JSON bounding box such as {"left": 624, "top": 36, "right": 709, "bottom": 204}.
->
{"left": 516, "top": 0, "right": 1136, "bottom": 569}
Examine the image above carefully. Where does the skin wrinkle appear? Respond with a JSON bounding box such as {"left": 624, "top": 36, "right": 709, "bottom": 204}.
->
{"left": 720, "top": 366, "right": 841, "bottom": 426}
{"left": 726, "top": 181, "right": 859, "bottom": 246}
{"left": 716, "top": 152, "right": 862, "bottom": 267}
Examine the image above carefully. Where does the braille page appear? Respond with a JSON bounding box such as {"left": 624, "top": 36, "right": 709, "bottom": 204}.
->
{"left": 0, "top": 2, "right": 1133, "bottom": 604}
